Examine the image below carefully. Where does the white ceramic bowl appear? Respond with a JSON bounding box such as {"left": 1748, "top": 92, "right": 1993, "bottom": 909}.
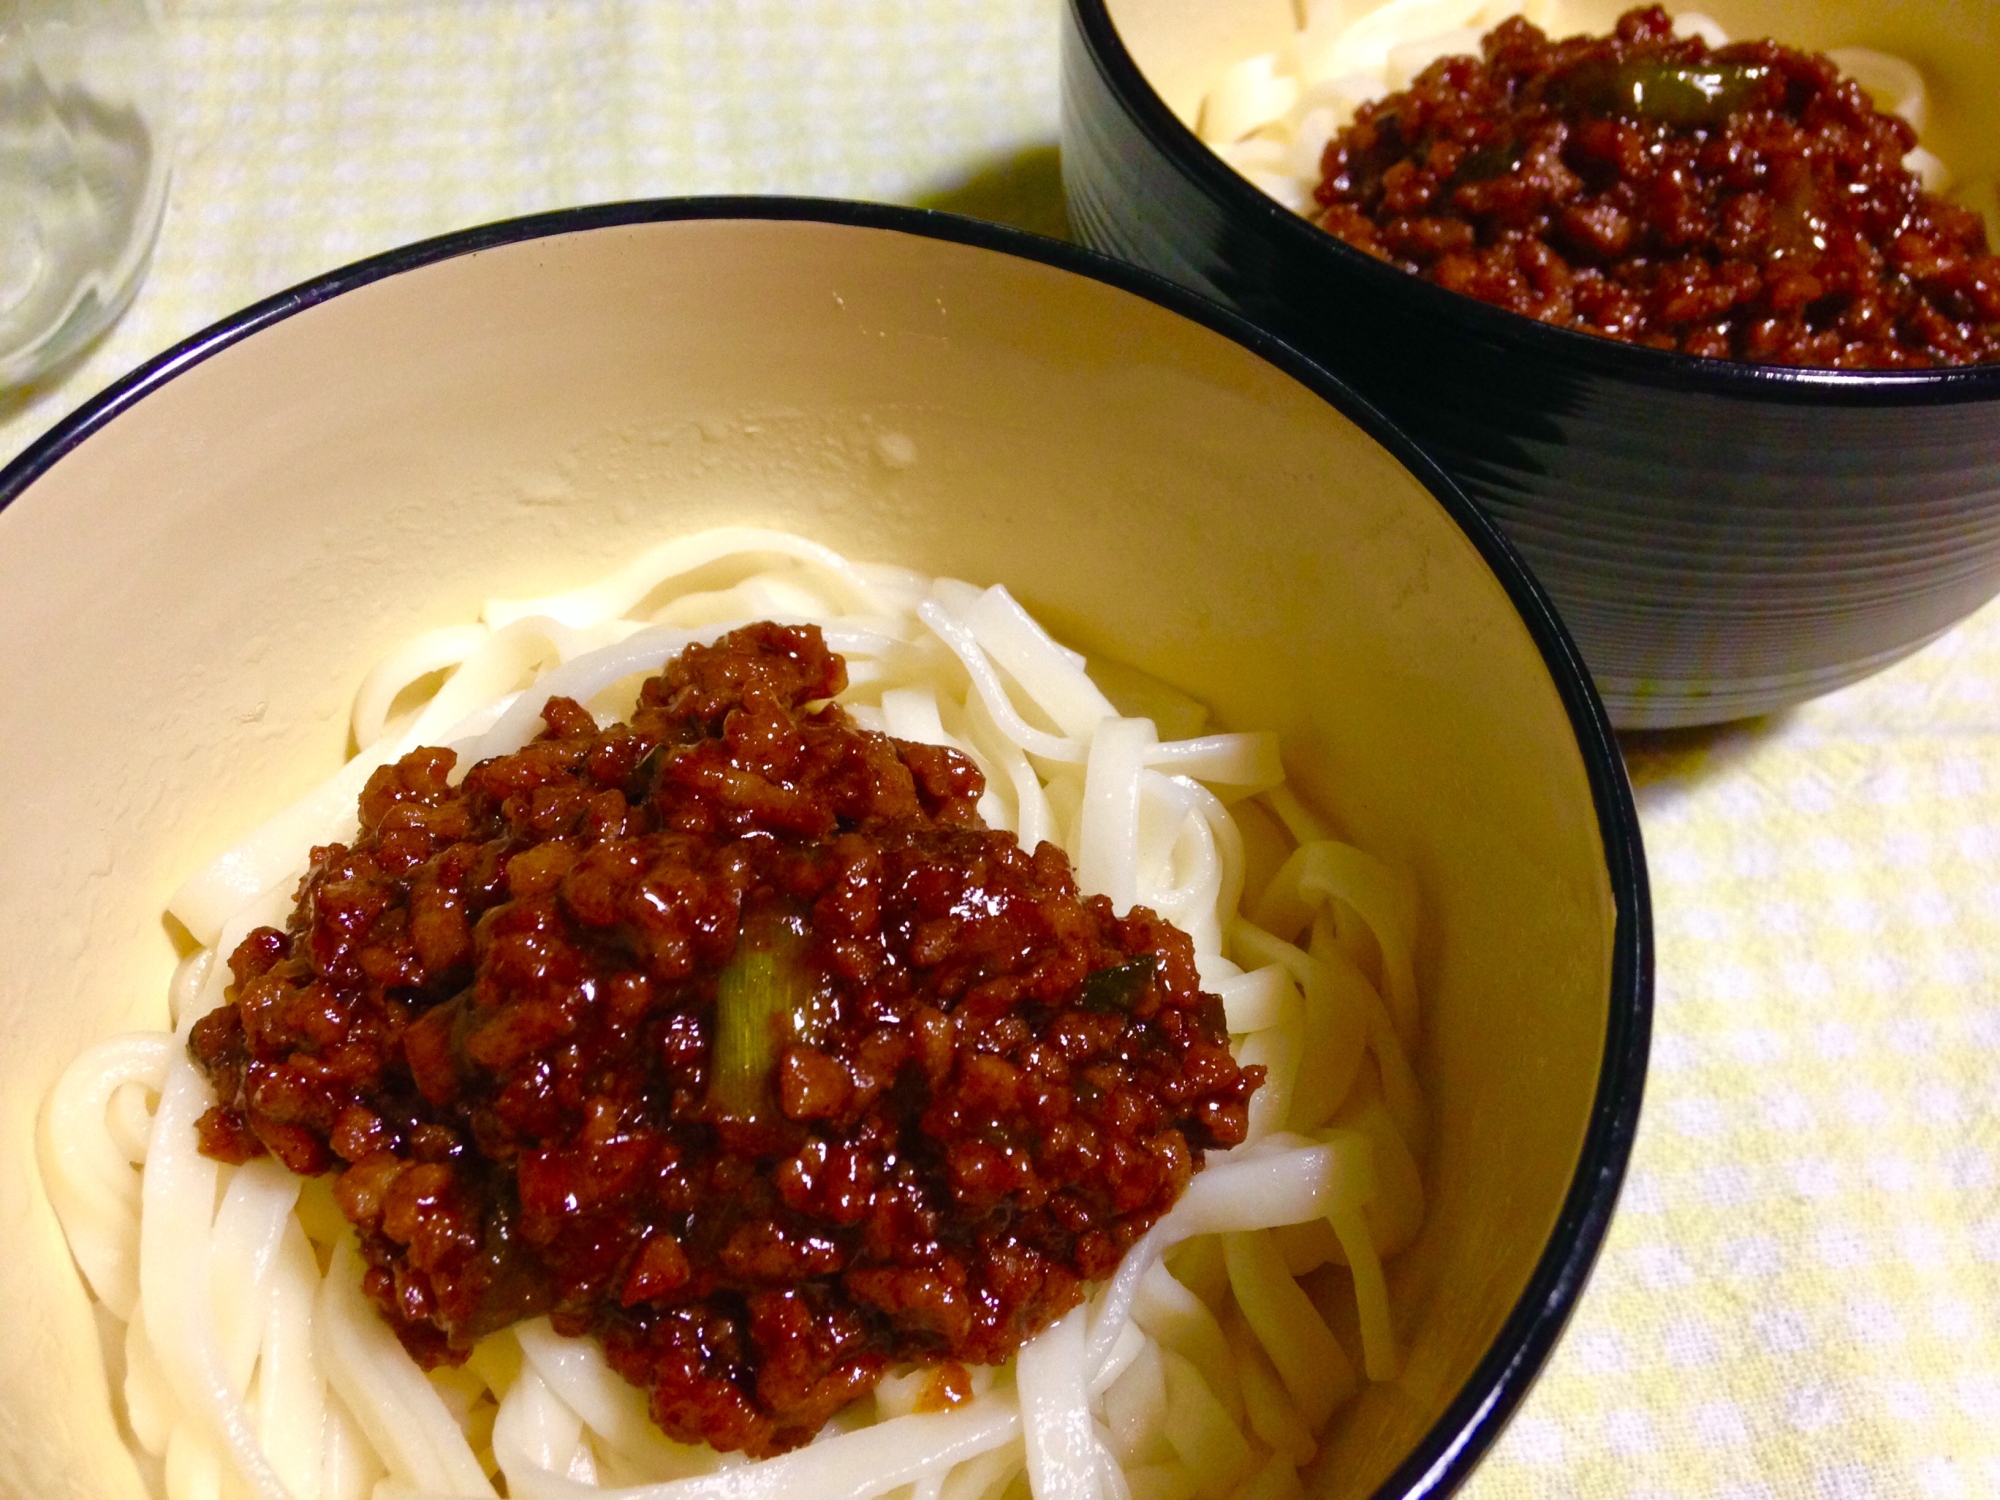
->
{"left": 0, "top": 201, "right": 1649, "bottom": 1500}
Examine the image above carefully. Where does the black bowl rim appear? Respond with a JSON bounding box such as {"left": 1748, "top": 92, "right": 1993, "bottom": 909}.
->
{"left": 1067, "top": 0, "right": 2000, "bottom": 407}
{"left": 0, "top": 195, "right": 1651, "bottom": 1500}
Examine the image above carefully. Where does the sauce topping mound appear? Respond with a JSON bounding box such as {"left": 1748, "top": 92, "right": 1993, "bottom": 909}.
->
{"left": 188, "top": 622, "right": 1261, "bottom": 1456}
{"left": 1313, "top": 5, "right": 2000, "bottom": 365}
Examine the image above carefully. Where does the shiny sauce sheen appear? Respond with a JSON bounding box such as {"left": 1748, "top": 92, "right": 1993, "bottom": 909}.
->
{"left": 188, "top": 622, "right": 1261, "bottom": 1456}
{"left": 1313, "top": 6, "right": 2000, "bottom": 365}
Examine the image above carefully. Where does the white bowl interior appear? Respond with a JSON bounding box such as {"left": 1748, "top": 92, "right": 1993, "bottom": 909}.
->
{"left": 0, "top": 217, "right": 1617, "bottom": 1499}
{"left": 1112, "top": 0, "right": 2000, "bottom": 191}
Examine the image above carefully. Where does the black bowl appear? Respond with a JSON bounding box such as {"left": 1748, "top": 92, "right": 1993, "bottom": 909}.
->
{"left": 1061, "top": 0, "right": 2000, "bottom": 728}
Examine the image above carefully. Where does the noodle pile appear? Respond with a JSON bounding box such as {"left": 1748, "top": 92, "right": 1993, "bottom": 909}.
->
{"left": 41, "top": 529, "right": 1427, "bottom": 1500}
{"left": 1195, "top": 0, "right": 1997, "bottom": 246}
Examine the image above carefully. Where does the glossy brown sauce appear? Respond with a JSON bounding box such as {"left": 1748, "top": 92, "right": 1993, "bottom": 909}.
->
{"left": 188, "top": 622, "right": 1260, "bottom": 1456}
{"left": 1313, "top": 6, "right": 2000, "bottom": 365}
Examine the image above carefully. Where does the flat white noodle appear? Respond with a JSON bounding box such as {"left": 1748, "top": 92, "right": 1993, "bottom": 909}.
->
{"left": 493, "top": 1365, "right": 597, "bottom": 1495}
{"left": 1323, "top": 0, "right": 1485, "bottom": 79}
{"left": 352, "top": 625, "right": 493, "bottom": 751}
{"left": 916, "top": 601, "right": 1086, "bottom": 764}
{"left": 652, "top": 574, "right": 847, "bottom": 632}
{"left": 1103, "top": 1339, "right": 1170, "bottom": 1466}
{"left": 107, "top": 1080, "right": 157, "bottom": 1163}
{"left": 209, "top": 1160, "right": 301, "bottom": 1390}
{"left": 1222, "top": 1232, "right": 1354, "bottom": 1429}
{"left": 1085, "top": 1135, "right": 1373, "bottom": 1380}
{"left": 257, "top": 1219, "right": 328, "bottom": 1499}
{"left": 471, "top": 623, "right": 733, "bottom": 761}
{"left": 1903, "top": 146, "right": 1949, "bottom": 195}
{"left": 1077, "top": 716, "right": 1156, "bottom": 914}
{"left": 958, "top": 586, "right": 1114, "bottom": 738}
{"left": 1139, "top": 736, "right": 1281, "bottom": 798}
{"left": 169, "top": 949, "right": 216, "bottom": 1024}
{"left": 139, "top": 1055, "right": 293, "bottom": 1500}
{"left": 1226, "top": 1321, "right": 1314, "bottom": 1468}
{"left": 323, "top": 1397, "right": 385, "bottom": 1500}
{"left": 1088, "top": 1317, "right": 1149, "bottom": 1401}
{"left": 1284, "top": 0, "right": 1348, "bottom": 82}
{"left": 961, "top": 692, "right": 1055, "bottom": 850}
{"left": 1136, "top": 778, "right": 1229, "bottom": 968}
{"left": 503, "top": 1397, "right": 1022, "bottom": 1500}
{"left": 1018, "top": 1308, "right": 1108, "bottom": 1500}
{"left": 1181, "top": 781, "right": 1245, "bottom": 971}
{"left": 319, "top": 1240, "right": 497, "bottom": 1496}
{"left": 930, "top": 696, "right": 1024, "bottom": 834}
{"left": 1335, "top": 1083, "right": 1427, "bottom": 1258}
{"left": 1081, "top": 660, "right": 1207, "bottom": 743}
{"left": 1235, "top": 914, "right": 1424, "bottom": 1155}
{"left": 1254, "top": 841, "right": 1420, "bottom": 1053}
{"left": 880, "top": 686, "right": 957, "bottom": 750}
{"left": 1327, "top": 1195, "right": 1399, "bottom": 1381}
{"left": 1199, "top": 54, "right": 1298, "bottom": 144}
{"left": 39, "top": 1032, "right": 174, "bottom": 1316}
{"left": 484, "top": 528, "right": 890, "bottom": 630}
{"left": 854, "top": 562, "right": 934, "bottom": 617}
{"left": 1130, "top": 1266, "right": 1238, "bottom": 1425}
{"left": 124, "top": 1304, "right": 175, "bottom": 1455}
{"left": 1235, "top": 985, "right": 1303, "bottom": 1142}
{"left": 1156, "top": 1347, "right": 1252, "bottom": 1499}
{"left": 1384, "top": 25, "right": 1482, "bottom": 89}
{"left": 514, "top": 1320, "right": 717, "bottom": 1481}
{"left": 1258, "top": 786, "right": 1326, "bottom": 849}
{"left": 1292, "top": 915, "right": 1373, "bottom": 1131}
{"left": 1094, "top": 1429, "right": 1134, "bottom": 1500}
{"left": 1212, "top": 967, "right": 1290, "bottom": 1037}
{"left": 938, "top": 1445, "right": 1022, "bottom": 1500}
{"left": 164, "top": 1423, "right": 223, "bottom": 1500}
{"left": 1133, "top": 773, "right": 1198, "bottom": 911}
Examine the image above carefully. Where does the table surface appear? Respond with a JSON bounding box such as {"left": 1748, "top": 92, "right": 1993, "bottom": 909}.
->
{"left": 8, "top": 4, "right": 1999, "bottom": 1498}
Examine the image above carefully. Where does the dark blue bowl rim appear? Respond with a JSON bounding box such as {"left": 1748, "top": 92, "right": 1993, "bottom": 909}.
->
{"left": 1067, "top": 0, "right": 2000, "bottom": 407}
{"left": 0, "top": 194, "right": 1651, "bottom": 1500}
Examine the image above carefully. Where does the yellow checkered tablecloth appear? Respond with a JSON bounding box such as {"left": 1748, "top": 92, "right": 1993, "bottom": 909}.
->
{"left": 0, "top": 0, "right": 1064, "bottom": 467}
{"left": 1482, "top": 629, "right": 2000, "bottom": 1500}
{"left": 7, "top": 4, "right": 2000, "bottom": 1497}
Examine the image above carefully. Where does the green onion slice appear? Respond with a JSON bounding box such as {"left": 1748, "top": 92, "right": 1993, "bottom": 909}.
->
{"left": 708, "top": 907, "right": 812, "bottom": 1120}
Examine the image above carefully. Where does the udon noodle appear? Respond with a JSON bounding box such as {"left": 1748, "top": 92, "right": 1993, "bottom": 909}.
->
{"left": 1196, "top": 0, "right": 1999, "bottom": 248}
{"left": 41, "top": 529, "right": 1427, "bottom": 1500}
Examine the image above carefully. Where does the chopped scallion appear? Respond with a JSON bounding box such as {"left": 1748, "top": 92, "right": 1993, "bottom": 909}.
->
{"left": 709, "top": 908, "right": 811, "bottom": 1119}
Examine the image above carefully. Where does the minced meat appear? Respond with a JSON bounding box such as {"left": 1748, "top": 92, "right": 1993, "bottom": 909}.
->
{"left": 188, "top": 622, "right": 1260, "bottom": 1456}
{"left": 1313, "top": 5, "right": 2000, "bottom": 365}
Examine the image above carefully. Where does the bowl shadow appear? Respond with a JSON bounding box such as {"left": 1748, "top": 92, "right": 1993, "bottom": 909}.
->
{"left": 1618, "top": 710, "right": 1797, "bottom": 814}
{"left": 911, "top": 144, "right": 1071, "bottom": 241}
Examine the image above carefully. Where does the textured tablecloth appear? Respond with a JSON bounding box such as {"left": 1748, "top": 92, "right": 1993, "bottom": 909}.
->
{"left": 7, "top": 4, "right": 2000, "bottom": 1497}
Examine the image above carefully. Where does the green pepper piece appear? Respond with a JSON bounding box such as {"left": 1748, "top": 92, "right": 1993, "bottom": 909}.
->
{"left": 1453, "top": 133, "right": 1526, "bottom": 184}
{"left": 1624, "top": 60, "right": 1773, "bottom": 126}
{"left": 1554, "top": 58, "right": 1773, "bottom": 128}
{"left": 1078, "top": 955, "right": 1159, "bottom": 1013}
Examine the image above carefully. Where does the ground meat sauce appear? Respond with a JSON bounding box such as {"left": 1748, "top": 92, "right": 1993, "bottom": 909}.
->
{"left": 1312, "top": 6, "right": 2000, "bottom": 365}
{"left": 188, "top": 622, "right": 1260, "bottom": 1457}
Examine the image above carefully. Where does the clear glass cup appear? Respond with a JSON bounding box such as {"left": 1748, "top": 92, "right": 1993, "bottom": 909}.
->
{"left": 0, "top": 0, "right": 170, "bottom": 389}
